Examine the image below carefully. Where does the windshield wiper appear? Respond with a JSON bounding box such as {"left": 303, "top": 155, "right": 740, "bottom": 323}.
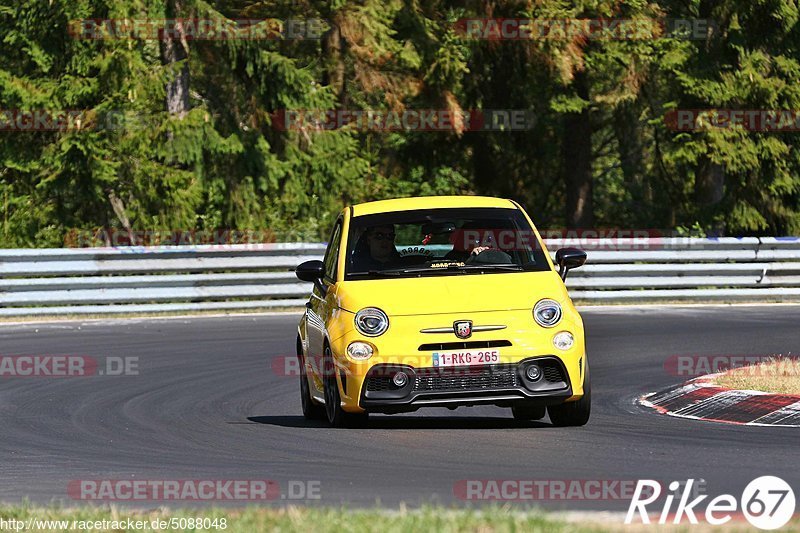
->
{"left": 348, "top": 269, "right": 405, "bottom": 277}
{"left": 350, "top": 263, "right": 529, "bottom": 278}
{"left": 381, "top": 263, "right": 525, "bottom": 275}
{"left": 453, "top": 264, "right": 525, "bottom": 272}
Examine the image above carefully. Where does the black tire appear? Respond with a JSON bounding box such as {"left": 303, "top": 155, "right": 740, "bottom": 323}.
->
{"left": 298, "top": 349, "right": 325, "bottom": 420}
{"left": 511, "top": 404, "right": 546, "bottom": 420}
{"left": 547, "top": 362, "right": 591, "bottom": 427}
{"left": 322, "top": 344, "right": 368, "bottom": 428}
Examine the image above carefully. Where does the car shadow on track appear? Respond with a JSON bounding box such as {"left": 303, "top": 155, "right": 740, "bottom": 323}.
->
{"left": 245, "top": 415, "right": 553, "bottom": 429}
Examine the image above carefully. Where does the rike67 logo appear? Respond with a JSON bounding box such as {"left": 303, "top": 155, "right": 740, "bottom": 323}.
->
{"left": 626, "top": 476, "right": 795, "bottom": 530}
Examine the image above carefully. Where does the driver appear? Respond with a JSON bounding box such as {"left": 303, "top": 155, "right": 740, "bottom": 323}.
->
{"left": 352, "top": 225, "right": 401, "bottom": 271}
{"left": 445, "top": 229, "right": 512, "bottom": 263}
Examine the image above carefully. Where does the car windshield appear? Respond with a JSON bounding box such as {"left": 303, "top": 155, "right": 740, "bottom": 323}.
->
{"left": 345, "top": 207, "right": 551, "bottom": 279}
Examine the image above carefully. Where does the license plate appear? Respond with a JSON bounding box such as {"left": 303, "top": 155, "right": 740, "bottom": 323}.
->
{"left": 432, "top": 350, "right": 500, "bottom": 368}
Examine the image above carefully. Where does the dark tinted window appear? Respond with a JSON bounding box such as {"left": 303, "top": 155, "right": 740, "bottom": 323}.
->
{"left": 345, "top": 208, "right": 550, "bottom": 279}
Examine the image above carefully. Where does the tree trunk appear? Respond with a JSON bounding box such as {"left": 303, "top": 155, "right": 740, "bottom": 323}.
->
{"left": 161, "top": 0, "right": 190, "bottom": 117}
{"left": 562, "top": 71, "right": 593, "bottom": 228}
{"left": 613, "top": 100, "right": 650, "bottom": 215}
{"left": 322, "top": 22, "right": 346, "bottom": 107}
{"left": 108, "top": 190, "right": 136, "bottom": 245}
{"left": 694, "top": 158, "right": 724, "bottom": 206}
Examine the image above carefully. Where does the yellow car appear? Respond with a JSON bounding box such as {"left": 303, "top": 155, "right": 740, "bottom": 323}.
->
{"left": 294, "top": 196, "right": 589, "bottom": 427}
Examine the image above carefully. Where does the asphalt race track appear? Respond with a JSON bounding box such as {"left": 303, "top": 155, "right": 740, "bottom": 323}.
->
{"left": 0, "top": 306, "right": 798, "bottom": 511}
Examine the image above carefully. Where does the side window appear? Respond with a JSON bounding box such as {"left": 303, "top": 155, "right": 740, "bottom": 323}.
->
{"left": 323, "top": 219, "right": 343, "bottom": 282}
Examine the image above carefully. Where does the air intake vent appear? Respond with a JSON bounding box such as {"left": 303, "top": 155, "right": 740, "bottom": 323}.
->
{"left": 542, "top": 365, "right": 564, "bottom": 383}
{"left": 413, "top": 365, "right": 518, "bottom": 391}
{"left": 365, "top": 376, "right": 394, "bottom": 392}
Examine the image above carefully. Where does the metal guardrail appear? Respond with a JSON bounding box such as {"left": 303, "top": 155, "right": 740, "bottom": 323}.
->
{"left": 0, "top": 238, "right": 799, "bottom": 316}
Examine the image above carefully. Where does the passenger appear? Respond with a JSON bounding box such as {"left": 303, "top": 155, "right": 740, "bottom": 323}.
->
{"left": 351, "top": 225, "right": 401, "bottom": 271}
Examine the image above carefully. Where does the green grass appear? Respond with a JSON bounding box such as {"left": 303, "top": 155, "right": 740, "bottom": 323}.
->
{"left": 714, "top": 357, "right": 800, "bottom": 395}
{"left": 0, "top": 506, "right": 572, "bottom": 533}
{"left": 1, "top": 505, "right": 796, "bottom": 532}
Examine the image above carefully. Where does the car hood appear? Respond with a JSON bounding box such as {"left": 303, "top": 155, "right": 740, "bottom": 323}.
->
{"left": 335, "top": 271, "right": 569, "bottom": 316}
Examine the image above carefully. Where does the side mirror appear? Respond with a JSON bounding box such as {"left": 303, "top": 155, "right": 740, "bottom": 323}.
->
{"left": 295, "top": 260, "right": 327, "bottom": 295}
{"left": 555, "top": 248, "right": 587, "bottom": 281}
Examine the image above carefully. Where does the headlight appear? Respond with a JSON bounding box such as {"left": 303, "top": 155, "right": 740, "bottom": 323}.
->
{"left": 347, "top": 341, "right": 374, "bottom": 360}
{"left": 533, "top": 299, "right": 562, "bottom": 328}
{"left": 354, "top": 307, "right": 389, "bottom": 337}
{"left": 553, "top": 331, "right": 574, "bottom": 351}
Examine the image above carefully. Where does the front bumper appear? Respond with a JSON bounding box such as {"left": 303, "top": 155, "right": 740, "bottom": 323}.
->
{"left": 359, "top": 356, "right": 573, "bottom": 414}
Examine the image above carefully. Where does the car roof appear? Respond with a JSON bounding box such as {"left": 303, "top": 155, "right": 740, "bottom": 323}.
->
{"left": 350, "top": 196, "right": 517, "bottom": 217}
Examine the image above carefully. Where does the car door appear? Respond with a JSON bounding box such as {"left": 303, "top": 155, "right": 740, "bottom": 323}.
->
{"left": 306, "top": 217, "right": 343, "bottom": 387}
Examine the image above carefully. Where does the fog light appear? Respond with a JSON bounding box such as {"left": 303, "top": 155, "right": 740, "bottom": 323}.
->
{"left": 525, "top": 365, "right": 542, "bottom": 381}
{"left": 553, "top": 331, "right": 574, "bottom": 351}
{"left": 346, "top": 341, "right": 373, "bottom": 360}
{"left": 392, "top": 372, "right": 409, "bottom": 387}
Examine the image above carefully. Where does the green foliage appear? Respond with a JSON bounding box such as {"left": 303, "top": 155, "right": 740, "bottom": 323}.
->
{"left": 1, "top": 0, "right": 799, "bottom": 246}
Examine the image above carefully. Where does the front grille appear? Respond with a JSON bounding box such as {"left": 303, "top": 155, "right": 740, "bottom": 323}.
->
{"left": 413, "top": 366, "right": 517, "bottom": 392}
{"left": 364, "top": 358, "right": 567, "bottom": 396}
{"left": 418, "top": 340, "right": 512, "bottom": 351}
